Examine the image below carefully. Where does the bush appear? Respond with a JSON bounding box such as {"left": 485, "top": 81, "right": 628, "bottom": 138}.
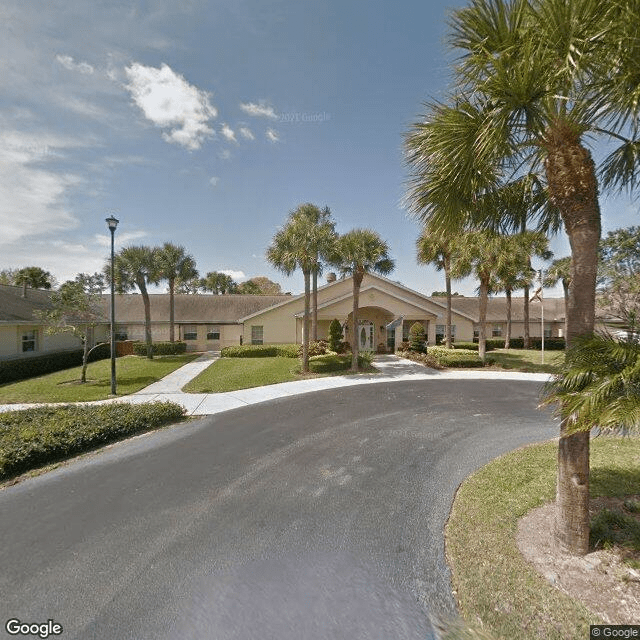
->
{"left": 0, "top": 402, "right": 185, "bottom": 480}
{"left": 328, "top": 319, "right": 343, "bottom": 353}
{"left": 298, "top": 340, "right": 328, "bottom": 357}
{"left": 398, "top": 349, "right": 442, "bottom": 369}
{"left": 0, "top": 343, "right": 111, "bottom": 385}
{"left": 480, "top": 336, "right": 566, "bottom": 350}
{"left": 452, "top": 341, "right": 479, "bottom": 351}
{"left": 132, "top": 341, "right": 187, "bottom": 356}
{"left": 307, "top": 353, "right": 374, "bottom": 373}
{"left": 409, "top": 322, "right": 427, "bottom": 353}
{"left": 221, "top": 344, "right": 299, "bottom": 358}
{"left": 336, "top": 341, "right": 351, "bottom": 354}
{"left": 429, "top": 346, "right": 485, "bottom": 368}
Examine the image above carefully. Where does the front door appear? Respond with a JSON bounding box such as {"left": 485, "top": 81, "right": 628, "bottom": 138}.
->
{"left": 358, "top": 320, "right": 374, "bottom": 352}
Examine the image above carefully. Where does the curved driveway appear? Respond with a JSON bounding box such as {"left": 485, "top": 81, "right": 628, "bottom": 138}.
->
{"left": 0, "top": 379, "right": 557, "bottom": 640}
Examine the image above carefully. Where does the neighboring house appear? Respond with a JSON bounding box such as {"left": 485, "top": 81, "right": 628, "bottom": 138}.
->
{"left": 0, "top": 284, "right": 84, "bottom": 361}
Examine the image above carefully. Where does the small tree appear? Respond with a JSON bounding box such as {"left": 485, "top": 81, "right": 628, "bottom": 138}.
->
{"left": 328, "top": 318, "right": 342, "bottom": 352}
{"left": 409, "top": 322, "right": 426, "bottom": 353}
{"left": 36, "top": 275, "right": 104, "bottom": 383}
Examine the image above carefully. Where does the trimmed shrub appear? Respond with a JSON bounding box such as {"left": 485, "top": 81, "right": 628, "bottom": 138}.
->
{"left": 397, "top": 349, "right": 442, "bottom": 369}
{"left": 452, "top": 341, "right": 479, "bottom": 351}
{"left": 0, "top": 402, "right": 185, "bottom": 480}
{"left": 429, "top": 346, "right": 485, "bottom": 368}
{"left": 221, "top": 344, "right": 299, "bottom": 358}
{"left": 328, "top": 319, "right": 343, "bottom": 353}
{"left": 480, "top": 336, "right": 566, "bottom": 350}
{"left": 484, "top": 338, "right": 504, "bottom": 350}
{"left": 0, "top": 343, "right": 111, "bottom": 385}
{"left": 132, "top": 341, "right": 187, "bottom": 356}
{"left": 306, "top": 353, "right": 374, "bottom": 373}
{"left": 298, "top": 340, "right": 329, "bottom": 357}
{"left": 337, "top": 341, "right": 351, "bottom": 354}
{"left": 409, "top": 322, "right": 427, "bottom": 353}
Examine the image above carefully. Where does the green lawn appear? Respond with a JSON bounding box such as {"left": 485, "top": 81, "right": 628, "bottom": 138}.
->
{"left": 487, "top": 348, "right": 564, "bottom": 373}
{"left": 446, "top": 436, "right": 640, "bottom": 640}
{"left": 0, "top": 354, "right": 198, "bottom": 403}
{"left": 183, "top": 354, "right": 377, "bottom": 393}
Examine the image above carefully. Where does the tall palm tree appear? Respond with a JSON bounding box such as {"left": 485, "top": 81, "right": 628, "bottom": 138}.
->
{"left": 544, "top": 256, "right": 572, "bottom": 338}
{"left": 156, "top": 243, "right": 198, "bottom": 342}
{"left": 331, "top": 229, "right": 395, "bottom": 371}
{"left": 417, "top": 227, "right": 456, "bottom": 348}
{"left": 267, "top": 211, "right": 335, "bottom": 372}
{"left": 289, "top": 204, "right": 337, "bottom": 340}
{"left": 15, "top": 266, "right": 54, "bottom": 298}
{"left": 405, "top": 0, "right": 640, "bottom": 555}
{"left": 110, "top": 245, "right": 159, "bottom": 359}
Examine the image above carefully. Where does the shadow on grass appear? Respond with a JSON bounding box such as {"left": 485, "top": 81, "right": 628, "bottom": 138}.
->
{"left": 487, "top": 351, "right": 560, "bottom": 373}
{"left": 591, "top": 465, "right": 640, "bottom": 497}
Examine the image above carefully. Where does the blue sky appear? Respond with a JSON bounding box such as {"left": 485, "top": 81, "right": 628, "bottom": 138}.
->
{"left": 2, "top": 0, "right": 637, "bottom": 296}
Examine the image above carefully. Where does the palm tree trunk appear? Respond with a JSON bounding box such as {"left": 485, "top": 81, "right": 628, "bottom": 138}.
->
{"left": 81, "top": 335, "right": 89, "bottom": 383}
{"left": 478, "top": 277, "right": 489, "bottom": 362}
{"left": 523, "top": 282, "right": 531, "bottom": 349}
{"left": 312, "top": 270, "right": 318, "bottom": 342}
{"left": 169, "top": 278, "right": 175, "bottom": 343}
{"left": 546, "top": 135, "right": 601, "bottom": 556}
{"left": 302, "top": 270, "right": 311, "bottom": 372}
{"left": 139, "top": 279, "right": 153, "bottom": 359}
{"left": 445, "top": 258, "right": 452, "bottom": 349}
{"left": 505, "top": 288, "right": 512, "bottom": 349}
{"left": 563, "top": 280, "right": 569, "bottom": 339}
{"left": 351, "top": 272, "right": 362, "bottom": 371}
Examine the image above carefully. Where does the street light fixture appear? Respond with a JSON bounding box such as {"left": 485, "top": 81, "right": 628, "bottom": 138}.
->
{"left": 106, "top": 214, "right": 119, "bottom": 395}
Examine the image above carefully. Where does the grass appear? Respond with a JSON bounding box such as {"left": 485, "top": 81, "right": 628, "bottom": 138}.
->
{"left": 0, "top": 354, "right": 198, "bottom": 403}
{"left": 446, "top": 435, "right": 640, "bottom": 640}
{"left": 486, "top": 348, "right": 564, "bottom": 373}
{"left": 183, "top": 354, "right": 377, "bottom": 393}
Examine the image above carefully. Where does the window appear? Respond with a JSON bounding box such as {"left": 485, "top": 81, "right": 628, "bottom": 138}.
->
{"left": 492, "top": 324, "right": 503, "bottom": 337}
{"left": 21, "top": 330, "right": 37, "bottom": 352}
{"left": 544, "top": 324, "right": 552, "bottom": 339}
{"left": 207, "top": 326, "right": 221, "bottom": 341}
{"left": 182, "top": 325, "right": 198, "bottom": 341}
{"left": 251, "top": 325, "right": 263, "bottom": 345}
{"left": 114, "top": 329, "right": 128, "bottom": 341}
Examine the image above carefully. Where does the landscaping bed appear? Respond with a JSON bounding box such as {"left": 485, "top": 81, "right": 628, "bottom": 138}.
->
{"left": 0, "top": 402, "right": 186, "bottom": 482}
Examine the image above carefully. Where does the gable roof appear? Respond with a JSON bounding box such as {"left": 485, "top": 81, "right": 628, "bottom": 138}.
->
{"left": 102, "top": 293, "right": 291, "bottom": 324}
{"left": 0, "top": 284, "right": 55, "bottom": 323}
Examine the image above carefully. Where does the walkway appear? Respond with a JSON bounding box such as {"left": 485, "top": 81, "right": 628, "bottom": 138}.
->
{"left": 0, "top": 352, "right": 551, "bottom": 416}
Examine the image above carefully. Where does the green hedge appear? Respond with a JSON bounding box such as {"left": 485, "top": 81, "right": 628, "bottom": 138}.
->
{"left": 0, "top": 343, "right": 111, "bottom": 385}
{"left": 474, "top": 337, "right": 566, "bottom": 350}
{"left": 429, "top": 346, "right": 485, "bottom": 368}
{"left": 221, "top": 344, "right": 299, "bottom": 358}
{"left": 132, "top": 341, "right": 187, "bottom": 356}
{"left": 0, "top": 402, "right": 185, "bottom": 480}
{"left": 452, "top": 341, "right": 480, "bottom": 351}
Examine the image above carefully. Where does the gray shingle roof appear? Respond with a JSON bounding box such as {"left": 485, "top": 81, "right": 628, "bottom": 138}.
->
{"left": 0, "top": 284, "right": 54, "bottom": 322}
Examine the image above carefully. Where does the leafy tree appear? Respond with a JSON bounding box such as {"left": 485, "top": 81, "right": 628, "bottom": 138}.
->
{"left": 409, "top": 322, "right": 427, "bottom": 353}
{"left": 598, "top": 227, "right": 640, "bottom": 337}
{"left": 35, "top": 276, "right": 104, "bottom": 383}
{"left": 328, "top": 318, "right": 343, "bottom": 353}
{"left": 245, "top": 276, "right": 283, "bottom": 295}
{"left": 108, "top": 246, "right": 159, "bottom": 359}
{"left": 544, "top": 256, "right": 572, "bottom": 337}
{"left": 0, "top": 268, "right": 18, "bottom": 285}
{"left": 15, "top": 266, "right": 54, "bottom": 297}
{"left": 267, "top": 205, "right": 337, "bottom": 372}
{"left": 405, "top": 0, "right": 640, "bottom": 555}
{"left": 236, "top": 280, "right": 261, "bottom": 294}
{"left": 156, "top": 243, "right": 198, "bottom": 342}
{"left": 175, "top": 275, "right": 203, "bottom": 294}
{"left": 330, "top": 229, "right": 395, "bottom": 371}
{"left": 200, "top": 271, "right": 237, "bottom": 294}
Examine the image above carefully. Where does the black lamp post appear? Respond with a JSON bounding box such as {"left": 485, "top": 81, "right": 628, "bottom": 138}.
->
{"left": 106, "top": 214, "right": 119, "bottom": 395}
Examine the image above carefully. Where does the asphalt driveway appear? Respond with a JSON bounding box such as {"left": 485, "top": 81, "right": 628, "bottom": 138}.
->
{"left": 0, "top": 379, "right": 558, "bottom": 640}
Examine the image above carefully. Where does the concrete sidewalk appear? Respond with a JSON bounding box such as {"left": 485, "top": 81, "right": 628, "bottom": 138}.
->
{"left": 0, "top": 353, "right": 551, "bottom": 417}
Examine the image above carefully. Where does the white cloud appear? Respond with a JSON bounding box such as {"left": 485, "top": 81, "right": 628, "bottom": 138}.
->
{"left": 220, "top": 269, "right": 246, "bottom": 280}
{"left": 93, "top": 230, "right": 148, "bottom": 248}
{"left": 266, "top": 128, "right": 280, "bottom": 143}
{"left": 221, "top": 124, "right": 237, "bottom": 143}
{"left": 209, "top": 176, "right": 220, "bottom": 187}
{"left": 55, "top": 54, "right": 94, "bottom": 75}
{"left": 240, "top": 101, "right": 277, "bottom": 119}
{"left": 124, "top": 62, "right": 217, "bottom": 150}
{"left": 219, "top": 149, "right": 231, "bottom": 160}
{"left": 239, "top": 126, "right": 255, "bottom": 140}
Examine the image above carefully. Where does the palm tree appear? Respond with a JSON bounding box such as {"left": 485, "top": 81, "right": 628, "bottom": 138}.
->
{"left": 267, "top": 211, "right": 335, "bottom": 372}
{"left": 417, "top": 227, "right": 456, "bottom": 348}
{"left": 156, "top": 243, "right": 198, "bottom": 342}
{"left": 405, "top": 0, "right": 640, "bottom": 555}
{"left": 110, "top": 245, "right": 159, "bottom": 359}
{"left": 15, "top": 266, "right": 54, "bottom": 298}
{"left": 331, "top": 229, "right": 395, "bottom": 371}
{"left": 289, "top": 204, "right": 337, "bottom": 340}
{"left": 544, "top": 256, "right": 572, "bottom": 338}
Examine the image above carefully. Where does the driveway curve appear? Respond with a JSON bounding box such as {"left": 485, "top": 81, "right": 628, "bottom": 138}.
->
{"left": 0, "top": 379, "right": 558, "bottom": 640}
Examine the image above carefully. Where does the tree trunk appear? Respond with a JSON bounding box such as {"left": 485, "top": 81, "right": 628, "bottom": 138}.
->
{"left": 563, "top": 280, "right": 570, "bottom": 339}
{"left": 478, "top": 277, "right": 489, "bottom": 362}
{"left": 351, "top": 271, "right": 363, "bottom": 372}
{"left": 81, "top": 335, "right": 89, "bottom": 383}
{"left": 523, "top": 282, "right": 531, "bottom": 349}
{"left": 312, "top": 269, "right": 318, "bottom": 342}
{"left": 546, "top": 134, "right": 601, "bottom": 556}
{"left": 302, "top": 270, "right": 311, "bottom": 372}
{"left": 505, "top": 288, "right": 512, "bottom": 349}
{"left": 445, "top": 258, "right": 452, "bottom": 349}
{"left": 139, "top": 279, "right": 153, "bottom": 359}
{"left": 169, "top": 278, "right": 175, "bottom": 342}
